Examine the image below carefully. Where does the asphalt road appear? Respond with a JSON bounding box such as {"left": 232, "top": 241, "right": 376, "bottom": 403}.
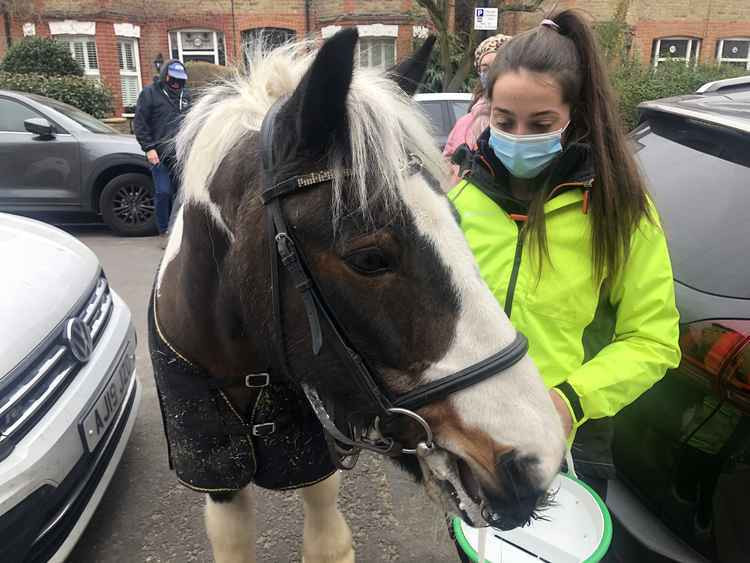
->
{"left": 67, "top": 228, "right": 456, "bottom": 563}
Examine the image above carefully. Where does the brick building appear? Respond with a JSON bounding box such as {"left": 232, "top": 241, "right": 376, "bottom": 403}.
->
{"left": 514, "top": 1, "right": 750, "bottom": 71}
{"left": 0, "top": 1, "right": 427, "bottom": 116}
{"left": 1, "top": 1, "right": 749, "bottom": 117}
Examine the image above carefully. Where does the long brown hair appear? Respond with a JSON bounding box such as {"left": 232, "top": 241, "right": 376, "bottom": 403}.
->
{"left": 486, "top": 10, "right": 650, "bottom": 283}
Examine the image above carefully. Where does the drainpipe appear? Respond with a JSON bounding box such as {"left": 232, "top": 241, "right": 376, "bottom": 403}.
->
{"left": 2, "top": 8, "right": 12, "bottom": 49}
{"left": 231, "top": 0, "right": 238, "bottom": 62}
{"left": 305, "top": 0, "right": 311, "bottom": 37}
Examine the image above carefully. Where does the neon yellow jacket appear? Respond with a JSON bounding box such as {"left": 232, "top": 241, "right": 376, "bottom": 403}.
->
{"left": 449, "top": 179, "right": 681, "bottom": 430}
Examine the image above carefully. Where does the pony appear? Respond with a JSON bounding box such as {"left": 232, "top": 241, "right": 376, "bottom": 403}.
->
{"left": 149, "top": 29, "right": 566, "bottom": 563}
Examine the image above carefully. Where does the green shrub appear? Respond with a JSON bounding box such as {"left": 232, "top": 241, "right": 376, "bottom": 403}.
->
{"left": 0, "top": 71, "right": 113, "bottom": 117}
{"left": 416, "top": 35, "right": 475, "bottom": 94}
{"left": 594, "top": 20, "right": 630, "bottom": 64}
{"left": 610, "top": 60, "right": 747, "bottom": 129}
{"left": 0, "top": 37, "right": 83, "bottom": 77}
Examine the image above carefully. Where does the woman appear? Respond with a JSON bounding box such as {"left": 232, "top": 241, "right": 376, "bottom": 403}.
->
{"left": 448, "top": 10, "right": 680, "bottom": 557}
{"left": 443, "top": 33, "right": 511, "bottom": 159}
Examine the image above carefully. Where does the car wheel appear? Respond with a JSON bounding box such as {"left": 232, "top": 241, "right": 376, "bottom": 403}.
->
{"left": 100, "top": 173, "right": 157, "bottom": 236}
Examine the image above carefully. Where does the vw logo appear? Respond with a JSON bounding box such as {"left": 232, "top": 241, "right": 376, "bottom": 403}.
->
{"left": 65, "top": 317, "right": 93, "bottom": 363}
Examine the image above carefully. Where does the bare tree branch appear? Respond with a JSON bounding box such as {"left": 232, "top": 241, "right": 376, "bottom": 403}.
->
{"left": 446, "top": 52, "right": 474, "bottom": 91}
{"left": 416, "top": 0, "right": 546, "bottom": 91}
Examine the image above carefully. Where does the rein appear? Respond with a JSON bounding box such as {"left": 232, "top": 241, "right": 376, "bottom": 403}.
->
{"left": 258, "top": 97, "right": 529, "bottom": 469}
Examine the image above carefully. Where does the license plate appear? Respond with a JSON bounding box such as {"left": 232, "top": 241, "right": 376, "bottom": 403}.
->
{"left": 81, "top": 353, "right": 134, "bottom": 452}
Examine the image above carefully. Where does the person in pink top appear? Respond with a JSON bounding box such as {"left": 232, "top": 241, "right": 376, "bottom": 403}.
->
{"left": 444, "top": 33, "right": 512, "bottom": 159}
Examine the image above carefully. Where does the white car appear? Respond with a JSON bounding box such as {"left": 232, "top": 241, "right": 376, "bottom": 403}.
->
{"left": 414, "top": 92, "right": 473, "bottom": 150}
{"left": 0, "top": 213, "right": 140, "bottom": 562}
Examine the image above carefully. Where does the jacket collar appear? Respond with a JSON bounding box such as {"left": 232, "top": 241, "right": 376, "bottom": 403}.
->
{"left": 463, "top": 128, "right": 595, "bottom": 214}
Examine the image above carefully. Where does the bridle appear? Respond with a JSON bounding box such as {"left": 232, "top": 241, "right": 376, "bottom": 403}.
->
{"left": 259, "top": 97, "right": 529, "bottom": 469}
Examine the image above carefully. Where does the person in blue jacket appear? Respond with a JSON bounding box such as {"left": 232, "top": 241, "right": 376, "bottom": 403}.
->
{"left": 133, "top": 59, "right": 191, "bottom": 242}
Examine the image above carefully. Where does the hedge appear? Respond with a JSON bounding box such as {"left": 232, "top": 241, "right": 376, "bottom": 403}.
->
{"left": 185, "top": 61, "right": 234, "bottom": 91}
{"left": 0, "top": 37, "right": 83, "bottom": 77}
{"left": 610, "top": 61, "right": 747, "bottom": 129}
{"left": 0, "top": 71, "right": 113, "bottom": 118}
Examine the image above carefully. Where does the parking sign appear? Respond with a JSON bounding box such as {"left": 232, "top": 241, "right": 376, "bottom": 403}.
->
{"left": 474, "top": 7, "right": 499, "bottom": 30}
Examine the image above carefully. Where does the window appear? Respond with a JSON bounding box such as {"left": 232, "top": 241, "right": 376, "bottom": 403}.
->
{"left": 118, "top": 38, "right": 142, "bottom": 114}
{"left": 57, "top": 36, "right": 99, "bottom": 78}
{"left": 449, "top": 100, "right": 471, "bottom": 122}
{"left": 241, "top": 27, "right": 295, "bottom": 66}
{"left": 24, "top": 93, "right": 116, "bottom": 134}
{"left": 357, "top": 37, "right": 396, "bottom": 69}
{"left": 0, "top": 98, "right": 42, "bottom": 132}
{"left": 419, "top": 102, "right": 446, "bottom": 135}
{"left": 717, "top": 38, "right": 750, "bottom": 69}
{"left": 169, "top": 29, "right": 226, "bottom": 65}
{"left": 633, "top": 115, "right": 750, "bottom": 298}
{"left": 652, "top": 37, "right": 701, "bottom": 67}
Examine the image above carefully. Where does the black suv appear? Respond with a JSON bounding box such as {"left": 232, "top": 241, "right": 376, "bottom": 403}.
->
{"left": 0, "top": 90, "right": 155, "bottom": 236}
{"left": 612, "top": 76, "right": 750, "bottom": 562}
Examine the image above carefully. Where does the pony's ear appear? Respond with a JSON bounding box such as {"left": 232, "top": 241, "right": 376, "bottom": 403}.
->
{"left": 387, "top": 36, "right": 436, "bottom": 96}
{"left": 289, "top": 28, "right": 358, "bottom": 151}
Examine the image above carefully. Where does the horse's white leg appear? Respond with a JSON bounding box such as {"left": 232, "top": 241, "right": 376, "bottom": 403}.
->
{"left": 205, "top": 486, "right": 256, "bottom": 563}
{"left": 301, "top": 471, "right": 354, "bottom": 563}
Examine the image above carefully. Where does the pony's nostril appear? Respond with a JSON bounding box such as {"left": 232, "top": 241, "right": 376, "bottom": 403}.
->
{"left": 497, "top": 449, "right": 517, "bottom": 467}
{"left": 482, "top": 451, "right": 546, "bottom": 528}
{"left": 496, "top": 452, "right": 539, "bottom": 489}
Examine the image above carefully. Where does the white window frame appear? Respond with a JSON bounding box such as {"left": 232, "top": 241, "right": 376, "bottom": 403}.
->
{"left": 58, "top": 35, "right": 99, "bottom": 78}
{"left": 653, "top": 37, "right": 701, "bottom": 67}
{"left": 716, "top": 38, "right": 750, "bottom": 70}
{"left": 356, "top": 36, "right": 397, "bottom": 69}
{"left": 168, "top": 29, "right": 226, "bottom": 65}
{"left": 118, "top": 38, "right": 142, "bottom": 116}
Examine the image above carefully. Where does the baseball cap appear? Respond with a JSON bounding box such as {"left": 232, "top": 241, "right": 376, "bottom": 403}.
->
{"left": 167, "top": 61, "right": 188, "bottom": 80}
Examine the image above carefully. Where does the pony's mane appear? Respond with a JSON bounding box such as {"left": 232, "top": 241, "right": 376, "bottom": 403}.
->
{"left": 176, "top": 40, "right": 448, "bottom": 230}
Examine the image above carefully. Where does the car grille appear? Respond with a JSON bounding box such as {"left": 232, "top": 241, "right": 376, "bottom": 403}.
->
{"left": 0, "top": 364, "right": 137, "bottom": 563}
{"left": 0, "top": 274, "right": 113, "bottom": 461}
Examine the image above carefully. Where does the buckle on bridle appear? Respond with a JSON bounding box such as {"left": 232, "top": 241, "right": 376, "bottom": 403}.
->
{"left": 245, "top": 373, "right": 270, "bottom": 388}
{"left": 275, "top": 232, "right": 295, "bottom": 263}
{"left": 252, "top": 422, "right": 276, "bottom": 436}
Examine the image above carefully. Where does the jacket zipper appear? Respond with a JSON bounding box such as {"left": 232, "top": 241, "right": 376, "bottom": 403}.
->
{"left": 503, "top": 219, "right": 525, "bottom": 319}
{"left": 501, "top": 178, "right": 593, "bottom": 319}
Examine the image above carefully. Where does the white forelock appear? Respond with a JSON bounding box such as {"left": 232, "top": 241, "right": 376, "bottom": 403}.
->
{"left": 175, "top": 40, "right": 449, "bottom": 231}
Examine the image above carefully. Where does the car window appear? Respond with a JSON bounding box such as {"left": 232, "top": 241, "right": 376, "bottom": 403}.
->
{"left": 449, "top": 101, "right": 471, "bottom": 123}
{"left": 23, "top": 93, "right": 117, "bottom": 134}
{"left": 634, "top": 116, "right": 750, "bottom": 298}
{"left": 0, "top": 98, "right": 42, "bottom": 133}
{"left": 420, "top": 102, "right": 446, "bottom": 136}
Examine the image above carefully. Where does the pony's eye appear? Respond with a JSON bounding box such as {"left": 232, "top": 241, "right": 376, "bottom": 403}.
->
{"left": 344, "top": 248, "right": 391, "bottom": 276}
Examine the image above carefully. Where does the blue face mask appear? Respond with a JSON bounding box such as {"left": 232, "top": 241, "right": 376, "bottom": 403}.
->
{"left": 489, "top": 123, "right": 568, "bottom": 179}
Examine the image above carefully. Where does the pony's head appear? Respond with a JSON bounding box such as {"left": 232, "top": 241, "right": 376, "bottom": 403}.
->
{"left": 173, "top": 29, "right": 566, "bottom": 529}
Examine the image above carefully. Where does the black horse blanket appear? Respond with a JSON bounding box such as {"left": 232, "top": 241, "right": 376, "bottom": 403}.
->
{"left": 147, "top": 290, "right": 335, "bottom": 492}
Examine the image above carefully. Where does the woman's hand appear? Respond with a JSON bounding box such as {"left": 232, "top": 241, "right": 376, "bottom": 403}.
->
{"left": 549, "top": 390, "right": 573, "bottom": 438}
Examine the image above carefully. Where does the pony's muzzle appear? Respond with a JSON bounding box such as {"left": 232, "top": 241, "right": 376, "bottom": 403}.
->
{"left": 479, "top": 451, "right": 549, "bottom": 530}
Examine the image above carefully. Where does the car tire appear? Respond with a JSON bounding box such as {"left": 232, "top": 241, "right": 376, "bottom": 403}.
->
{"left": 100, "top": 173, "right": 157, "bottom": 236}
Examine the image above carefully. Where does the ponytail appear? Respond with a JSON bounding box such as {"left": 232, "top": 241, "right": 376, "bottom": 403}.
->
{"left": 486, "top": 10, "right": 650, "bottom": 283}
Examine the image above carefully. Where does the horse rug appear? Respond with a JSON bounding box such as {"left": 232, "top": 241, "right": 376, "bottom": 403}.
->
{"left": 147, "top": 290, "right": 336, "bottom": 492}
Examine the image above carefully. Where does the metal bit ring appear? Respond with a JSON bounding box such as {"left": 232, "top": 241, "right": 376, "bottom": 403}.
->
{"left": 385, "top": 407, "right": 434, "bottom": 455}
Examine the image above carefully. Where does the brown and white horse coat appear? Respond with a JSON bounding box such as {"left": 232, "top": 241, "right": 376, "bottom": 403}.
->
{"left": 152, "top": 30, "right": 565, "bottom": 562}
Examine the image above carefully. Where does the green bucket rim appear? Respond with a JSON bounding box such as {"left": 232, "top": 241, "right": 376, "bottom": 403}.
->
{"left": 452, "top": 473, "right": 613, "bottom": 563}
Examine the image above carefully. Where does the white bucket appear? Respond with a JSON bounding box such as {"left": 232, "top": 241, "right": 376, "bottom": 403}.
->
{"left": 453, "top": 473, "right": 612, "bottom": 562}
